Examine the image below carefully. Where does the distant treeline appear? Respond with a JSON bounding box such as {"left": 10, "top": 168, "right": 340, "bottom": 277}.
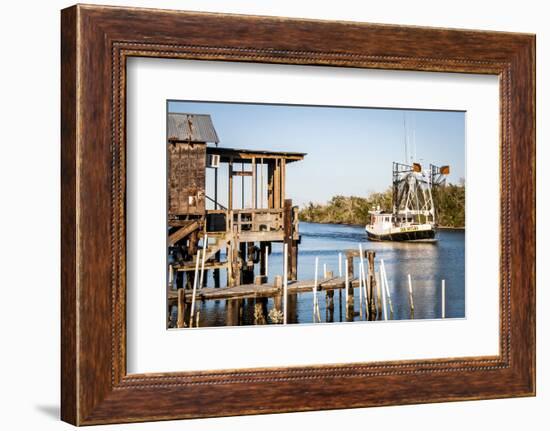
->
{"left": 299, "top": 183, "right": 465, "bottom": 228}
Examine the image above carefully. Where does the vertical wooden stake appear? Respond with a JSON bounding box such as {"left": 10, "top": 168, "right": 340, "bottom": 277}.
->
{"left": 358, "top": 244, "right": 364, "bottom": 320}
{"left": 177, "top": 287, "right": 185, "bottom": 328}
{"left": 408, "top": 274, "right": 415, "bottom": 318}
{"left": 338, "top": 253, "right": 342, "bottom": 277}
{"left": 380, "top": 259, "right": 393, "bottom": 317}
{"left": 190, "top": 249, "right": 201, "bottom": 328}
{"left": 168, "top": 264, "right": 173, "bottom": 288}
{"left": 260, "top": 158, "right": 264, "bottom": 209}
{"left": 265, "top": 246, "right": 269, "bottom": 277}
{"left": 361, "top": 262, "right": 369, "bottom": 320}
{"left": 380, "top": 267, "right": 388, "bottom": 321}
{"left": 283, "top": 243, "right": 288, "bottom": 325}
{"left": 323, "top": 263, "right": 327, "bottom": 279}
{"left": 344, "top": 258, "right": 349, "bottom": 310}
{"left": 313, "top": 257, "right": 319, "bottom": 323}
{"left": 376, "top": 271, "right": 382, "bottom": 319}
{"left": 442, "top": 279, "right": 446, "bottom": 319}
{"left": 199, "top": 234, "right": 208, "bottom": 289}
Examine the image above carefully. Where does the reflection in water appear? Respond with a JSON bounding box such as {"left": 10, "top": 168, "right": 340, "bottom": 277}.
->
{"left": 185, "top": 222, "right": 465, "bottom": 327}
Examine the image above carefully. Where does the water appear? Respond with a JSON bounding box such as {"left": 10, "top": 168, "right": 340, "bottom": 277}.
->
{"left": 177, "top": 222, "right": 465, "bottom": 327}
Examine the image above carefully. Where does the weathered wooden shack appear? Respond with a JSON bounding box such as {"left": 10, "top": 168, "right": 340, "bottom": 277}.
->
{"left": 167, "top": 113, "right": 306, "bottom": 320}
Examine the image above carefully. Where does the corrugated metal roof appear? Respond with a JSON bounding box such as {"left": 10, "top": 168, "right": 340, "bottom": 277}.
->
{"left": 207, "top": 146, "right": 306, "bottom": 163}
{"left": 167, "top": 113, "right": 220, "bottom": 143}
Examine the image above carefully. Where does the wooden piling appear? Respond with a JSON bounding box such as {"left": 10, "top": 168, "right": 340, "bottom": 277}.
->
{"left": 360, "top": 261, "right": 369, "bottom": 320}
{"left": 254, "top": 300, "right": 267, "bottom": 325}
{"left": 313, "top": 257, "right": 319, "bottom": 323}
{"left": 260, "top": 241, "right": 269, "bottom": 277}
{"left": 442, "top": 279, "right": 446, "bottom": 319}
{"left": 380, "top": 269, "right": 388, "bottom": 321}
{"left": 226, "top": 299, "right": 240, "bottom": 326}
{"left": 177, "top": 288, "right": 186, "bottom": 328}
{"left": 358, "top": 245, "right": 364, "bottom": 320}
{"left": 273, "top": 275, "right": 283, "bottom": 315}
{"left": 367, "top": 251, "right": 377, "bottom": 320}
{"left": 380, "top": 259, "right": 393, "bottom": 317}
{"left": 407, "top": 274, "right": 415, "bottom": 317}
{"left": 168, "top": 264, "right": 174, "bottom": 289}
{"left": 214, "top": 250, "right": 221, "bottom": 287}
{"left": 283, "top": 244, "right": 288, "bottom": 324}
{"left": 199, "top": 234, "right": 208, "bottom": 289}
{"left": 376, "top": 271, "right": 382, "bottom": 320}
{"left": 346, "top": 252, "right": 355, "bottom": 311}
{"left": 283, "top": 199, "right": 296, "bottom": 280}
{"left": 189, "top": 249, "right": 201, "bottom": 327}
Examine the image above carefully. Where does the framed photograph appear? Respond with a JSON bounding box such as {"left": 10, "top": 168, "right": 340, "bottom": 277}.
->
{"left": 61, "top": 4, "right": 535, "bottom": 425}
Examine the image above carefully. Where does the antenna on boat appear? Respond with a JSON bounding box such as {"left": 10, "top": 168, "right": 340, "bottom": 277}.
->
{"left": 413, "top": 114, "right": 417, "bottom": 163}
{"left": 403, "top": 112, "right": 408, "bottom": 165}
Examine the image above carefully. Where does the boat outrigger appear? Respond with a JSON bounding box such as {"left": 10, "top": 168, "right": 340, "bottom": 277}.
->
{"left": 366, "top": 162, "right": 449, "bottom": 242}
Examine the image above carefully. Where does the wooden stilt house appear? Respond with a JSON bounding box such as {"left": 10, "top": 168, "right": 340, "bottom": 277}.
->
{"left": 167, "top": 112, "right": 306, "bottom": 304}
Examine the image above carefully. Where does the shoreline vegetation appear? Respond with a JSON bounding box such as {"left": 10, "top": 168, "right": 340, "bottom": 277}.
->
{"left": 298, "top": 182, "right": 465, "bottom": 229}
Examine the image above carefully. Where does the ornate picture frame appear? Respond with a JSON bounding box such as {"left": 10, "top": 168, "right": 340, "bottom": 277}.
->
{"left": 61, "top": 4, "right": 535, "bottom": 425}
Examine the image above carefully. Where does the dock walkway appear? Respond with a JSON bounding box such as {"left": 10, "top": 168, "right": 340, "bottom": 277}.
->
{"left": 168, "top": 276, "right": 360, "bottom": 303}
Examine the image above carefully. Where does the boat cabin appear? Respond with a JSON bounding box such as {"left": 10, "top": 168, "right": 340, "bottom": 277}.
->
{"left": 369, "top": 211, "right": 394, "bottom": 231}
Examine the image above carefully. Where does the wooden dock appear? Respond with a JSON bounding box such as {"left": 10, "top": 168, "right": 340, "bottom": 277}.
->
{"left": 168, "top": 276, "right": 361, "bottom": 303}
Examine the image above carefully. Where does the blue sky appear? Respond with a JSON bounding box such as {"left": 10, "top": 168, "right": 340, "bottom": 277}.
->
{"left": 168, "top": 101, "right": 465, "bottom": 208}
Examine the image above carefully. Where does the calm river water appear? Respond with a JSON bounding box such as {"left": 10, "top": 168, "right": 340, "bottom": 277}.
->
{"left": 182, "top": 222, "right": 465, "bottom": 327}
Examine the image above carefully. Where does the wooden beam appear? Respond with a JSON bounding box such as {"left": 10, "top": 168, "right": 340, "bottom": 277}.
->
{"left": 274, "top": 159, "right": 280, "bottom": 209}
{"left": 167, "top": 220, "right": 200, "bottom": 246}
{"left": 214, "top": 166, "right": 218, "bottom": 210}
{"left": 228, "top": 158, "right": 233, "bottom": 210}
{"left": 241, "top": 162, "right": 245, "bottom": 209}
{"left": 252, "top": 157, "right": 256, "bottom": 209}
{"left": 168, "top": 276, "right": 363, "bottom": 302}
{"left": 281, "top": 159, "right": 286, "bottom": 207}
{"left": 267, "top": 161, "right": 274, "bottom": 209}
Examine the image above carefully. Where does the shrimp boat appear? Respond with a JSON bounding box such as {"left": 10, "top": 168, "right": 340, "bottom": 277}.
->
{"left": 365, "top": 162, "right": 449, "bottom": 242}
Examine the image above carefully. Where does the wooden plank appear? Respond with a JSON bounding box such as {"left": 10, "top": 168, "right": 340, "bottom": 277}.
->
{"left": 167, "top": 220, "right": 200, "bottom": 246}
{"left": 233, "top": 171, "right": 253, "bottom": 177}
{"left": 228, "top": 158, "right": 233, "bottom": 210}
{"left": 169, "top": 277, "right": 362, "bottom": 302}
{"left": 237, "top": 231, "right": 285, "bottom": 242}
{"left": 174, "top": 261, "right": 228, "bottom": 272}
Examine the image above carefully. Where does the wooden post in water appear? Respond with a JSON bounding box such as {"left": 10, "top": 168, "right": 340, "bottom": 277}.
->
{"left": 407, "top": 274, "right": 415, "bottom": 318}
{"left": 323, "top": 263, "right": 327, "bottom": 279}
{"left": 284, "top": 199, "right": 298, "bottom": 280}
{"left": 367, "top": 251, "right": 377, "bottom": 320}
{"left": 380, "top": 259, "right": 394, "bottom": 318}
{"left": 313, "top": 257, "right": 319, "bottom": 323}
{"left": 344, "top": 259, "right": 349, "bottom": 308}
{"left": 189, "top": 249, "right": 201, "bottom": 328}
{"left": 358, "top": 244, "right": 364, "bottom": 320}
{"left": 254, "top": 300, "right": 267, "bottom": 325}
{"left": 361, "top": 261, "right": 369, "bottom": 320}
{"left": 346, "top": 252, "right": 355, "bottom": 314}
{"left": 442, "top": 279, "right": 446, "bottom": 319}
{"left": 199, "top": 234, "right": 208, "bottom": 289}
{"left": 380, "top": 268, "right": 388, "bottom": 321}
{"left": 177, "top": 287, "right": 186, "bottom": 328}
{"left": 375, "top": 271, "right": 382, "bottom": 320}
{"left": 283, "top": 243, "right": 288, "bottom": 325}
{"left": 168, "top": 264, "right": 173, "bottom": 289}
{"left": 214, "top": 250, "right": 221, "bottom": 287}
{"left": 226, "top": 299, "right": 240, "bottom": 326}
{"left": 338, "top": 252, "right": 342, "bottom": 277}
{"left": 260, "top": 242, "right": 269, "bottom": 277}
{"left": 273, "top": 275, "right": 283, "bottom": 315}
